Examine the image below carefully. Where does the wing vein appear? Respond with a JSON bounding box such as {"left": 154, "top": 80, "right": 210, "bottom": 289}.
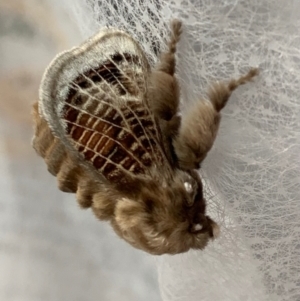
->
{"left": 65, "top": 120, "right": 150, "bottom": 171}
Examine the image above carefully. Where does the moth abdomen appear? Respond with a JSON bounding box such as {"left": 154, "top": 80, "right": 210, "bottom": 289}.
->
{"left": 56, "top": 159, "right": 81, "bottom": 193}
{"left": 45, "top": 139, "right": 67, "bottom": 176}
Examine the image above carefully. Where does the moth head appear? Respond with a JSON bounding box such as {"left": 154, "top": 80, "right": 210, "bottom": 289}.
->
{"left": 111, "top": 173, "right": 219, "bottom": 255}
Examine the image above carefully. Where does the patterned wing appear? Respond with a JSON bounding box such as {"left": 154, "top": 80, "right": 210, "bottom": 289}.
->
{"left": 39, "top": 28, "right": 171, "bottom": 183}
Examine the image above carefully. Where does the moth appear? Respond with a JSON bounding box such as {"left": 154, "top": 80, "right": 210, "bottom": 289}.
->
{"left": 32, "top": 20, "right": 258, "bottom": 255}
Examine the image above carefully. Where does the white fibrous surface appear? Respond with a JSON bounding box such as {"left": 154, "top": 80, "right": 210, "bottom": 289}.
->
{"left": 66, "top": 0, "right": 299, "bottom": 300}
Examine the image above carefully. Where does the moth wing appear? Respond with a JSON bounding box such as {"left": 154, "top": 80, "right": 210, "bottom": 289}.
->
{"left": 39, "top": 28, "right": 171, "bottom": 184}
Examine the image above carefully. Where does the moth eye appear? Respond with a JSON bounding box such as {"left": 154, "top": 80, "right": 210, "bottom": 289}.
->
{"left": 184, "top": 182, "right": 193, "bottom": 193}
{"left": 190, "top": 223, "right": 203, "bottom": 233}
{"left": 193, "top": 224, "right": 203, "bottom": 231}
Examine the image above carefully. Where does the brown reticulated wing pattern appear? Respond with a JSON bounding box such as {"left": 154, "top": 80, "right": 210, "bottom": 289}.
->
{"left": 62, "top": 52, "right": 164, "bottom": 182}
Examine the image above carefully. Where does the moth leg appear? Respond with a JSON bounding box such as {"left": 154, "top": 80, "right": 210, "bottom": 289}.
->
{"left": 149, "top": 20, "right": 182, "bottom": 122}
{"left": 156, "top": 19, "right": 182, "bottom": 76}
{"left": 173, "top": 68, "right": 259, "bottom": 170}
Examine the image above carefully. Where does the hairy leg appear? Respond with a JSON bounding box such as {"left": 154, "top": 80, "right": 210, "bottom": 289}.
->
{"left": 149, "top": 19, "right": 182, "bottom": 121}
{"left": 173, "top": 68, "right": 259, "bottom": 170}
{"left": 156, "top": 19, "right": 182, "bottom": 76}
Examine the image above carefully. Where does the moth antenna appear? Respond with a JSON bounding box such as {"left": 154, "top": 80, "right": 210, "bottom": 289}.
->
{"left": 208, "top": 68, "right": 259, "bottom": 112}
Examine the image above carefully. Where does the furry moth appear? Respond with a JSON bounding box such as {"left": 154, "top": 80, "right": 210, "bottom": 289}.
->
{"left": 32, "top": 20, "right": 258, "bottom": 255}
